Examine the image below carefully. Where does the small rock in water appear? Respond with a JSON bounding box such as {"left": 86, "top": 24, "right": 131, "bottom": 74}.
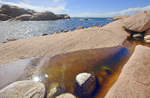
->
{"left": 47, "top": 84, "right": 66, "bottom": 98}
{"left": 0, "top": 80, "right": 45, "bottom": 98}
{"left": 75, "top": 72, "right": 96, "bottom": 97}
{"left": 56, "top": 93, "right": 76, "bottom": 98}
{"left": 144, "top": 35, "right": 150, "bottom": 43}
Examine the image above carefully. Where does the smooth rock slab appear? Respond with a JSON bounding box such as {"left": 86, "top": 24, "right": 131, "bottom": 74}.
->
{"left": 0, "top": 80, "right": 45, "bottom": 98}
{"left": 105, "top": 45, "right": 150, "bottom": 98}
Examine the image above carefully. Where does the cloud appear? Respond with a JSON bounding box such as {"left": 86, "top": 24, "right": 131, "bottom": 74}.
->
{"left": 70, "top": 5, "right": 150, "bottom": 17}
{"left": 0, "top": 0, "right": 67, "bottom": 13}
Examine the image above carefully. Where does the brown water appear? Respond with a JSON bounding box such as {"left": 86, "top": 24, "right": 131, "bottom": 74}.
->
{"left": 32, "top": 46, "right": 130, "bottom": 98}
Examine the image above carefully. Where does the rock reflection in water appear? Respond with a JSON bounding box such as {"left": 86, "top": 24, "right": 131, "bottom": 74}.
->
{"left": 32, "top": 46, "right": 130, "bottom": 97}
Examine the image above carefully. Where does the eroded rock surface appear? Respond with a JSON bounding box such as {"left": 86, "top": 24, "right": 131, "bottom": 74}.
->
{"left": 105, "top": 45, "right": 150, "bottom": 98}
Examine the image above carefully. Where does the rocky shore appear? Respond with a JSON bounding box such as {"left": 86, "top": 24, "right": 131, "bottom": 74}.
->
{"left": 0, "top": 10, "right": 150, "bottom": 98}
{"left": 0, "top": 4, "right": 70, "bottom": 21}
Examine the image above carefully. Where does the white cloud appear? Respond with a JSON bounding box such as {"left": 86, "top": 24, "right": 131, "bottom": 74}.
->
{"left": 70, "top": 5, "right": 150, "bottom": 17}
{"left": 0, "top": 0, "right": 67, "bottom": 13}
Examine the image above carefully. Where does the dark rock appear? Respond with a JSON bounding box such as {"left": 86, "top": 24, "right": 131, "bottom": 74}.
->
{"left": 1, "top": 4, "right": 34, "bottom": 18}
{"left": 75, "top": 73, "right": 96, "bottom": 97}
{"left": 42, "top": 33, "right": 49, "bottom": 36}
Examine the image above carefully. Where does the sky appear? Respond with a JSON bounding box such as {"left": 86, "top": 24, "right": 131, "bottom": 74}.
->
{"left": 0, "top": 0, "right": 150, "bottom": 17}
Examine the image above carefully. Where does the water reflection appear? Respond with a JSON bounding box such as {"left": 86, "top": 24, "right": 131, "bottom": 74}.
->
{"left": 32, "top": 46, "right": 130, "bottom": 97}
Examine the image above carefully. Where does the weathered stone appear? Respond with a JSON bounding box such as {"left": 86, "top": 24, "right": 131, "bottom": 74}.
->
{"left": 75, "top": 73, "right": 96, "bottom": 97}
{"left": 56, "top": 93, "right": 76, "bottom": 98}
{"left": 0, "top": 80, "right": 45, "bottom": 98}
{"left": 105, "top": 45, "right": 150, "bottom": 98}
{"left": 145, "top": 29, "right": 150, "bottom": 35}
{"left": 124, "top": 11, "right": 150, "bottom": 32}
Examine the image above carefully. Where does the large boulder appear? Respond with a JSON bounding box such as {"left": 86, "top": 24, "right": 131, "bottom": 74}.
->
{"left": 0, "top": 5, "right": 34, "bottom": 18}
{"left": 124, "top": 11, "right": 150, "bottom": 32}
{"left": 0, "top": 80, "right": 45, "bottom": 98}
{"left": 105, "top": 45, "right": 150, "bottom": 98}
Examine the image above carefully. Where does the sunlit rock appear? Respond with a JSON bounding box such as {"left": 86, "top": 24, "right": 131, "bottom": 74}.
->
{"left": 56, "top": 93, "right": 76, "bottom": 98}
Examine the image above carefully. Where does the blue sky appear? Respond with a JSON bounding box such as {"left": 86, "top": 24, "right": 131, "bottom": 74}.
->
{"left": 0, "top": 0, "right": 150, "bottom": 17}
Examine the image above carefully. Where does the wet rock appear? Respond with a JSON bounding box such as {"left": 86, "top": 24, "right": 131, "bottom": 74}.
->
{"left": 144, "top": 35, "right": 150, "bottom": 43}
{"left": 124, "top": 11, "right": 150, "bottom": 32}
{"left": 42, "top": 33, "right": 49, "bottom": 36}
{"left": 47, "top": 84, "right": 66, "bottom": 98}
{"left": 56, "top": 93, "right": 76, "bottom": 98}
{"left": 105, "top": 45, "right": 150, "bottom": 98}
{"left": 0, "top": 80, "right": 45, "bottom": 98}
{"left": 132, "top": 33, "right": 143, "bottom": 40}
{"left": 3, "top": 38, "right": 17, "bottom": 43}
{"left": 75, "top": 73, "right": 96, "bottom": 97}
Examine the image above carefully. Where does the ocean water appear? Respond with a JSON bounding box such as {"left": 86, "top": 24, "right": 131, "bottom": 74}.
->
{"left": 0, "top": 18, "right": 112, "bottom": 43}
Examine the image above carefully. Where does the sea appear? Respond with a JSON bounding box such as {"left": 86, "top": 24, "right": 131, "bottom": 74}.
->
{"left": 0, "top": 17, "right": 113, "bottom": 43}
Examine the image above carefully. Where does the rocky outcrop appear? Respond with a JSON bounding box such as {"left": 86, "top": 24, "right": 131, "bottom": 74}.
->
{"left": 0, "top": 4, "right": 70, "bottom": 21}
{"left": 110, "top": 15, "right": 129, "bottom": 21}
{"left": 105, "top": 45, "right": 150, "bottom": 98}
{"left": 124, "top": 11, "right": 150, "bottom": 32}
{"left": 0, "top": 80, "right": 45, "bottom": 98}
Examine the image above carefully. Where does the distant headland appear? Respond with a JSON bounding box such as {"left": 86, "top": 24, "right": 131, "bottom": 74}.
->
{"left": 0, "top": 4, "right": 70, "bottom": 21}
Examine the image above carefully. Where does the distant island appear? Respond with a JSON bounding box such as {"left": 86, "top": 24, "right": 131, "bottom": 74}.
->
{"left": 0, "top": 4, "right": 70, "bottom": 21}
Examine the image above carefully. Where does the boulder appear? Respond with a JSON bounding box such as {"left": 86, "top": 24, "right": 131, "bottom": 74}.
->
{"left": 124, "top": 11, "right": 150, "bottom": 32}
{"left": 0, "top": 13, "right": 11, "bottom": 21}
{"left": 56, "top": 14, "right": 70, "bottom": 19}
{"left": 105, "top": 45, "right": 150, "bottom": 98}
{"left": 56, "top": 93, "right": 76, "bottom": 98}
{"left": 3, "top": 38, "right": 17, "bottom": 43}
{"left": 0, "top": 80, "right": 45, "bottom": 98}
{"left": 75, "top": 73, "right": 96, "bottom": 97}
{"left": 111, "top": 15, "right": 129, "bottom": 21}
{"left": 0, "top": 4, "right": 34, "bottom": 18}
